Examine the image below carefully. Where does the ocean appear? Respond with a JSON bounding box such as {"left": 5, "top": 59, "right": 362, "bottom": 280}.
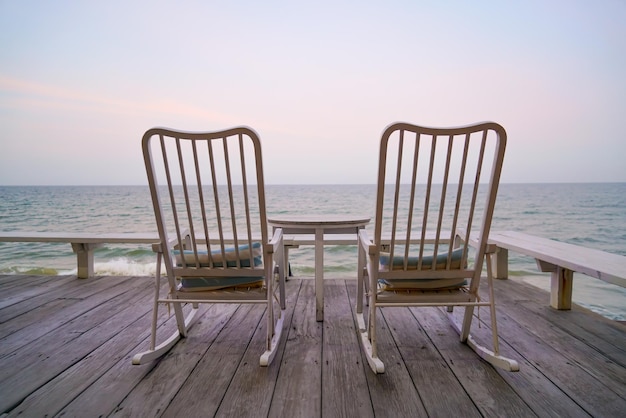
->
{"left": 1, "top": 183, "right": 625, "bottom": 320}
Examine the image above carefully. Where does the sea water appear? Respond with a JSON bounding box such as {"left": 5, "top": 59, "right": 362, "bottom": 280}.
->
{"left": 0, "top": 183, "right": 625, "bottom": 320}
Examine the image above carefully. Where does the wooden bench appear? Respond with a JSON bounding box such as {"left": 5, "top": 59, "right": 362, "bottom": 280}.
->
{"left": 0, "top": 232, "right": 160, "bottom": 279}
{"left": 0, "top": 232, "right": 368, "bottom": 280}
{"left": 487, "top": 231, "right": 626, "bottom": 310}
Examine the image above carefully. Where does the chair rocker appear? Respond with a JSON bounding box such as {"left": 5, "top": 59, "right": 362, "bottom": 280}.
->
{"left": 133, "top": 126, "right": 286, "bottom": 367}
{"left": 356, "top": 122, "right": 519, "bottom": 374}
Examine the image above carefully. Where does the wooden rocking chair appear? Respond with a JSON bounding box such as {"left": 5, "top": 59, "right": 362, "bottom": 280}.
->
{"left": 133, "top": 126, "right": 286, "bottom": 367}
{"left": 356, "top": 122, "right": 519, "bottom": 373}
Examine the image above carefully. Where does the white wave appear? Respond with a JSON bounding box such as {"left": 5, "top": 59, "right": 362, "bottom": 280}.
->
{"left": 94, "top": 258, "right": 165, "bottom": 277}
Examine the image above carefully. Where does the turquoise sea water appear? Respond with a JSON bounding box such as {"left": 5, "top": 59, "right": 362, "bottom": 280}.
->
{"left": 0, "top": 184, "right": 625, "bottom": 320}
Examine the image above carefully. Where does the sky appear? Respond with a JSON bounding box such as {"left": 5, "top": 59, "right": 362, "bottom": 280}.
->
{"left": 1, "top": 0, "right": 625, "bottom": 185}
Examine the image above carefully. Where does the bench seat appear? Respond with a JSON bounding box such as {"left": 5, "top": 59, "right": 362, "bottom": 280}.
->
{"left": 0, "top": 232, "right": 160, "bottom": 278}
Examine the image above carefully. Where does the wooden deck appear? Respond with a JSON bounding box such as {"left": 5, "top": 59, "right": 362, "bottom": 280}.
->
{"left": 0, "top": 274, "right": 624, "bottom": 417}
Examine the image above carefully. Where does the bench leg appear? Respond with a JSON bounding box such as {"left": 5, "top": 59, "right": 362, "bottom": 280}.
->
{"left": 492, "top": 247, "right": 509, "bottom": 279}
{"left": 550, "top": 267, "right": 573, "bottom": 310}
{"left": 536, "top": 259, "right": 573, "bottom": 310}
{"left": 71, "top": 243, "right": 103, "bottom": 279}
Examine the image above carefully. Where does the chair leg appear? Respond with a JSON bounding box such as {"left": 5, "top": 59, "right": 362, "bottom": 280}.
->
{"left": 446, "top": 306, "right": 518, "bottom": 371}
{"left": 277, "top": 253, "right": 286, "bottom": 310}
{"left": 359, "top": 330, "right": 385, "bottom": 374}
{"left": 132, "top": 302, "right": 200, "bottom": 365}
{"left": 486, "top": 255, "right": 501, "bottom": 356}
{"left": 149, "top": 259, "right": 161, "bottom": 350}
{"left": 260, "top": 308, "right": 285, "bottom": 366}
{"left": 261, "top": 263, "right": 286, "bottom": 366}
{"left": 133, "top": 254, "right": 200, "bottom": 365}
{"left": 357, "top": 288, "right": 385, "bottom": 374}
{"left": 356, "top": 249, "right": 365, "bottom": 315}
{"left": 446, "top": 256, "right": 519, "bottom": 372}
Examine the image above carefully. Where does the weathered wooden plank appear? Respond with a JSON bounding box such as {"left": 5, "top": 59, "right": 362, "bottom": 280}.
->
{"left": 55, "top": 303, "right": 211, "bottom": 418}
{"left": 490, "top": 280, "right": 626, "bottom": 387}
{"left": 322, "top": 280, "right": 374, "bottom": 417}
{"left": 445, "top": 293, "right": 595, "bottom": 417}
{"left": 3, "top": 288, "right": 156, "bottom": 417}
{"left": 110, "top": 303, "right": 253, "bottom": 418}
{"left": 0, "top": 274, "right": 76, "bottom": 311}
{"left": 497, "top": 277, "right": 626, "bottom": 365}
{"left": 0, "top": 276, "right": 148, "bottom": 355}
{"left": 471, "top": 279, "right": 626, "bottom": 416}
{"left": 0, "top": 275, "right": 624, "bottom": 417}
{"left": 269, "top": 279, "right": 323, "bottom": 417}
{"left": 359, "top": 310, "right": 429, "bottom": 415}
{"left": 414, "top": 307, "right": 533, "bottom": 417}
{"left": 0, "top": 275, "right": 148, "bottom": 370}
{"left": 0, "top": 276, "right": 156, "bottom": 412}
{"left": 0, "top": 274, "right": 121, "bottom": 323}
{"left": 381, "top": 306, "right": 482, "bottom": 417}
{"left": 0, "top": 297, "right": 90, "bottom": 356}
{"left": 213, "top": 281, "right": 300, "bottom": 418}
{"left": 0, "top": 273, "right": 63, "bottom": 293}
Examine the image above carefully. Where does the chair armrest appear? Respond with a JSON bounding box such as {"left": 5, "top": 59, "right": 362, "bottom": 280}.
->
{"left": 455, "top": 228, "right": 497, "bottom": 254}
{"left": 358, "top": 229, "right": 378, "bottom": 256}
{"left": 267, "top": 227, "right": 284, "bottom": 254}
{"left": 151, "top": 229, "right": 191, "bottom": 253}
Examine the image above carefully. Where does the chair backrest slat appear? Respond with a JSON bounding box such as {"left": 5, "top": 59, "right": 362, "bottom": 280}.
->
{"left": 238, "top": 135, "right": 255, "bottom": 252}
{"left": 192, "top": 141, "right": 212, "bottom": 265}
{"left": 447, "top": 134, "right": 470, "bottom": 266}
{"left": 176, "top": 137, "right": 200, "bottom": 267}
{"left": 207, "top": 139, "right": 223, "bottom": 265}
{"left": 222, "top": 138, "right": 239, "bottom": 265}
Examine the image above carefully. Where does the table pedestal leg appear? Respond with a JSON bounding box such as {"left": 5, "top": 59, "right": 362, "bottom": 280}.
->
{"left": 315, "top": 228, "right": 324, "bottom": 321}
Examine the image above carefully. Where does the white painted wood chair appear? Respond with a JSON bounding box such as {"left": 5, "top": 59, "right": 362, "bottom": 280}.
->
{"left": 133, "top": 127, "right": 286, "bottom": 367}
{"left": 356, "top": 122, "right": 519, "bottom": 373}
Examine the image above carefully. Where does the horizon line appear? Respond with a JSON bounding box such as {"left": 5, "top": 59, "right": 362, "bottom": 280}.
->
{"left": 1, "top": 181, "right": 625, "bottom": 187}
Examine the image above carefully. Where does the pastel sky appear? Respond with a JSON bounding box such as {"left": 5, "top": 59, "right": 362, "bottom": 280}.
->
{"left": 1, "top": 0, "right": 625, "bottom": 185}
